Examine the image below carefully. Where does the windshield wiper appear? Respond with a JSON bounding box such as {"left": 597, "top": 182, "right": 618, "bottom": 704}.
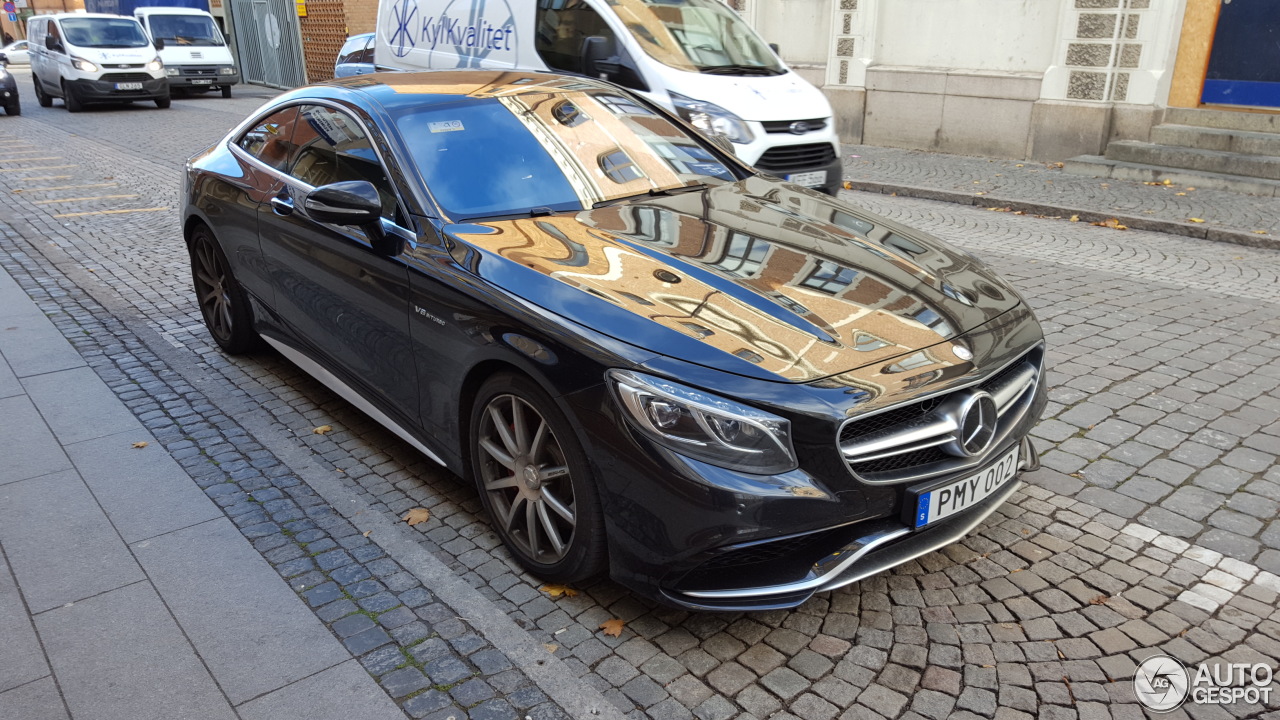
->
{"left": 593, "top": 184, "right": 710, "bottom": 208}
{"left": 698, "top": 64, "right": 783, "bottom": 77}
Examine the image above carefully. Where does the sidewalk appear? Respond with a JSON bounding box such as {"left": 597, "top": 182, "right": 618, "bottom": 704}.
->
{"left": 839, "top": 144, "right": 1280, "bottom": 250}
{"left": 0, "top": 265, "right": 407, "bottom": 720}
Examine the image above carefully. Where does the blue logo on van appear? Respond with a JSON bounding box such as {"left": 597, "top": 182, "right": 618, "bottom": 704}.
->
{"left": 388, "top": 0, "right": 418, "bottom": 58}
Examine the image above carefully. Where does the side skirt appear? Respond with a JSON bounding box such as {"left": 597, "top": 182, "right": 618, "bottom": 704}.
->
{"left": 261, "top": 335, "right": 448, "bottom": 467}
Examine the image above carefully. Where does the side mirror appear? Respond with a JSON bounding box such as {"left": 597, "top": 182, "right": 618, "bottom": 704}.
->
{"left": 154, "top": 38, "right": 165, "bottom": 50}
{"left": 44, "top": 35, "right": 61, "bottom": 52}
{"left": 580, "top": 35, "right": 620, "bottom": 80}
{"left": 305, "top": 179, "right": 398, "bottom": 246}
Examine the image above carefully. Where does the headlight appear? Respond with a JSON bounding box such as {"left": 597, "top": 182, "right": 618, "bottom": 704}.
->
{"left": 71, "top": 56, "right": 99, "bottom": 73}
{"left": 218, "top": 66, "right": 236, "bottom": 75}
{"left": 147, "top": 57, "right": 163, "bottom": 72}
{"left": 165, "top": 67, "right": 179, "bottom": 76}
{"left": 669, "top": 92, "right": 755, "bottom": 145}
{"left": 609, "top": 370, "right": 796, "bottom": 474}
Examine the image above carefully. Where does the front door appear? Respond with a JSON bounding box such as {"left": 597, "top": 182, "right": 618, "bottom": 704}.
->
{"left": 257, "top": 103, "right": 421, "bottom": 428}
{"left": 1202, "top": 0, "right": 1280, "bottom": 108}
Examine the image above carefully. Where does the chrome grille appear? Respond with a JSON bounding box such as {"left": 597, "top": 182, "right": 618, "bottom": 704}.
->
{"left": 839, "top": 346, "right": 1043, "bottom": 483}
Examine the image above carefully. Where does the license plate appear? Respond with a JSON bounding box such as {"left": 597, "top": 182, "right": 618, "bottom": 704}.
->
{"left": 115, "top": 82, "right": 143, "bottom": 91}
{"left": 913, "top": 446, "right": 1019, "bottom": 528}
{"left": 786, "top": 171, "right": 827, "bottom": 187}
{"left": 191, "top": 79, "right": 213, "bottom": 85}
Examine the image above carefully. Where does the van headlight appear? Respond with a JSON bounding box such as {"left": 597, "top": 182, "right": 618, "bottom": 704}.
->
{"left": 669, "top": 92, "right": 755, "bottom": 145}
{"left": 609, "top": 370, "right": 796, "bottom": 474}
{"left": 71, "top": 56, "right": 100, "bottom": 73}
{"left": 147, "top": 57, "right": 163, "bottom": 72}
{"left": 165, "top": 67, "right": 179, "bottom": 76}
{"left": 218, "top": 66, "right": 236, "bottom": 75}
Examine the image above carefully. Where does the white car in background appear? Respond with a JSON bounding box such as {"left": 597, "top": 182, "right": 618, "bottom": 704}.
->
{"left": 0, "top": 40, "right": 29, "bottom": 66}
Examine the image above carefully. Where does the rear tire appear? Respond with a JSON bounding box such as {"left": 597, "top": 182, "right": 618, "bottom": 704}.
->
{"left": 189, "top": 224, "right": 260, "bottom": 355}
{"left": 469, "top": 373, "right": 607, "bottom": 585}
{"left": 62, "top": 82, "right": 82, "bottom": 113}
{"left": 155, "top": 95, "right": 171, "bottom": 109}
{"left": 221, "top": 85, "right": 232, "bottom": 99}
{"left": 34, "top": 78, "right": 51, "bottom": 107}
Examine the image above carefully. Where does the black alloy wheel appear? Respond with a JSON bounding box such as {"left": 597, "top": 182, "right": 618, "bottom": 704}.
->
{"left": 190, "top": 225, "right": 259, "bottom": 354}
{"left": 470, "top": 374, "right": 606, "bottom": 583}
{"left": 33, "top": 78, "right": 50, "bottom": 107}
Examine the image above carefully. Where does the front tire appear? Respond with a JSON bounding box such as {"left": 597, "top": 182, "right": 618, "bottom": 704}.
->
{"left": 63, "top": 82, "right": 82, "bottom": 113}
{"left": 221, "top": 85, "right": 232, "bottom": 99}
{"left": 155, "top": 95, "right": 171, "bottom": 109}
{"left": 189, "top": 225, "right": 260, "bottom": 354}
{"left": 34, "top": 78, "right": 51, "bottom": 107}
{"left": 469, "top": 373, "right": 607, "bottom": 584}
{"left": 5, "top": 99, "right": 18, "bottom": 116}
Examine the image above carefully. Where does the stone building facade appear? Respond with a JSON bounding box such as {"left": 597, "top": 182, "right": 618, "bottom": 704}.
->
{"left": 741, "top": 0, "right": 1270, "bottom": 161}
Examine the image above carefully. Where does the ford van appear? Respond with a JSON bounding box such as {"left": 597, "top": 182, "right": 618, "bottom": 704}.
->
{"left": 134, "top": 6, "right": 239, "bottom": 98}
{"left": 29, "top": 13, "right": 169, "bottom": 111}
{"left": 375, "top": 0, "right": 843, "bottom": 195}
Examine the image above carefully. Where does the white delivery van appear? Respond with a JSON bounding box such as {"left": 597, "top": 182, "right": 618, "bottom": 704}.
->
{"left": 375, "top": 0, "right": 843, "bottom": 195}
{"left": 28, "top": 13, "right": 169, "bottom": 112}
{"left": 134, "top": 6, "right": 239, "bottom": 98}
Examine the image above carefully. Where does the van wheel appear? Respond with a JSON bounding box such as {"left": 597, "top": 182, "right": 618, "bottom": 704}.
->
{"left": 155, "top": 95, "right": 172, "bottom": 109}
{"left": 469, "top": 373, "right": 607, "bottom": 584}
{"left": 63, "top": 82, "right": 83, "bottom": 113}
{"left": 4, "top": 99, "right": 18, "bottom": 116}
{"left": 221, "top": 85, "right": 232, "bottom": 99}
{"left": 33, "top": 79, "right": 51, "bottom": 107}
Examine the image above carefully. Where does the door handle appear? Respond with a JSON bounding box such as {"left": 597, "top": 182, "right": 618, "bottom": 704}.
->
{"left": 271, "top": 195, "right": 294, "bottom": 216}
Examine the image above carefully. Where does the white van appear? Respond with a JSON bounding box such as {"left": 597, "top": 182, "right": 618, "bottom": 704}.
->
{"left": 134, "top": 7, "right": 238, "bottom": 98}
{"left": 375, "top": 0, "right": 842, "bottom": 195}
{"left": 28, "top": 13, "right": 169, "bottom": 112}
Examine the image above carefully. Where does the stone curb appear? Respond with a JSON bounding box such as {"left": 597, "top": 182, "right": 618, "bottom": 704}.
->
{"left": 840, "top": 180, "right": 1280, "bottom": 252}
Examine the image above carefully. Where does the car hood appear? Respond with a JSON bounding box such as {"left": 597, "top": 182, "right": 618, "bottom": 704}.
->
{"left": 647, "top": 69, "right": 833, "bottom": 123}
{"left": 442, "top": 176, "right": 1022, "bottom": 383}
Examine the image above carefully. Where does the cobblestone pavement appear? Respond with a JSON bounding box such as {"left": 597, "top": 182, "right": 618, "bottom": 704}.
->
{"left": 2, "top": 72, "right": 1280, "bottom": 720}
{"left": 841, "top": 144, "right": 1280, "bottom": 243}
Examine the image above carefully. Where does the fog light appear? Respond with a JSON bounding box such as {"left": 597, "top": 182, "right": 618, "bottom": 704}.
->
{"left": 166, "top": 67, "right": 179, "bottom": 77}
{"left": 218, "top": 67, "right": 236, "bottom": 75}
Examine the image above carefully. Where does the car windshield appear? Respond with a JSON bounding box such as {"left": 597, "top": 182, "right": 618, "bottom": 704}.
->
{"left": 611, "top": 0, "right": 784, "bottom": 76}
{"left": 393, "top": 87, "right": 737, "bottom": 221}
{"left": 147, "top": 14, "right": 224, "bottom": 47}
{"left": 60, "top": 18, "right": 151, "bottom": 49}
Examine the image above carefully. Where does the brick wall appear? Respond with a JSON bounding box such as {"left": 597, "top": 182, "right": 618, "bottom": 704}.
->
{"left": 299, "top": 0, "right": 347, "bottom": 82}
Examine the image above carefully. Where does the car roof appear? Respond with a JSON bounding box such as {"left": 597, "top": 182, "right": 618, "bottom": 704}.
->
{"left": 135, "top": 7, "right": 213, "bottom": 15}
{"left": 319, "top": 70, "right": 617, "bottom": 111}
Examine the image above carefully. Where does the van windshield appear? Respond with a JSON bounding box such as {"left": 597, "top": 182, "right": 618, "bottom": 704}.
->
{"left": 392, "top": 89, "right": 737, "bottom": 221}
{"left": 612, "top": 0, "right": 784, "bottom": 76}
{"left": 148, "top": 14, "right": 225, "bottom": 47}
{"left": 60, "top": 18, "right": 151, "bottom": 49}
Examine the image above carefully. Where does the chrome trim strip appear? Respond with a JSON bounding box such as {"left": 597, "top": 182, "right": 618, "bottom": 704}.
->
{"left": 682, "top": 472, "right": 1026, "bottom": 601}
{"left": 262, "top": 336, "right": 446, "bottom": 467}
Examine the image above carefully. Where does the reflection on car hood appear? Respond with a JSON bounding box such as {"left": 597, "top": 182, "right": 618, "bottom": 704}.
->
{"left": 442, "top": 176, "right": 1021, "bottom": 383}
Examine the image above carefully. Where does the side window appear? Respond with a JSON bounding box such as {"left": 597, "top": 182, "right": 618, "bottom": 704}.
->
{"left": 290, "top": 105, "right": 402, "bottom": 223}
{"left": 358, "top": 36, "right": 376, "bottom": 64}
{"left": 337, "top": 37, "right": 364, "bottom": 65}
{"left": 535, "top": 0, "right": 618, "bottom": 74}
{"left": 236, "top": 106, "right": 300, "bottom": 171}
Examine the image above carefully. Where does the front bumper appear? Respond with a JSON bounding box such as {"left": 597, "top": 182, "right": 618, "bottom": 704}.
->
{"left": 70, "top": 76, "right": 168, "bottom": 102}
{"left": 167, "top": 67, "right": 239, "bottom": 87}
{"left": 663, "top": 435, "right": 1040, "bottom": 611}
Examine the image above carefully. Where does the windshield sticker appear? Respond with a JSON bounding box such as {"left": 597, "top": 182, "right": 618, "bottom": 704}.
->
{"left": 303, "top": 110, "right": 352, "bottom": 146}
{"left": 429, "top": 120, "right": 465, "bottom": 133}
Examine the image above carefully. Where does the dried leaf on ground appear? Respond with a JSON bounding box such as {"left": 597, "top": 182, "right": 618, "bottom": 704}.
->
{"left": 1090, "top": 218, "right": 1127, "bottom": 230}
{"left": 1188, "top": 218, "right": 1205, "bottom": 223}
{"left": 1175, "top": 192, "right": 1187, "bottom": 196}
{"left": 1254, "top": 230, "right": 1268, "bottom": 235}
{"left": 842, "top": 181, "right": 853, "bottom": 190}
{"left": 540, "top": 584, "right": 578, "bottom": 598}
{"left": 131, "top": 441, "right": 148, "bottom": 449}
{"left": 1090, "top": 594, "right": 1109, "bottom": 605}
{"left": 543, "top": 643, "right": 559, "bottom": 653}
{"left": 599, "top": 619, "right": 626, "bottom": 637}
{"left": 1069, "top": 215, "right": 1080, "bottom": 222}
{"left": 362, "top": 529, "right": 373, "bottom": 537}
{"left": 402, "top": 507, "right": 431, "bottom": 526}
{"left": 312, "top": 424, "right": 333, "bottom": 435}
